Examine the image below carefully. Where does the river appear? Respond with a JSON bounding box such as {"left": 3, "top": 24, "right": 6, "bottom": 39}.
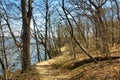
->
{"left": 0, "top": 37, "right": 45, "bottom": 73}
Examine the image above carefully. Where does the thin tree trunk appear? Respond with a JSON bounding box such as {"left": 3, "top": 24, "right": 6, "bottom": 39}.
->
{"left": 51, "top": 27, "right": 59, "bottom": 54}
{"left": 45, "top": 0, "right": 48, "bottom": 60}
{"left": 111, "top": 16, "right": 115, "bottom": 47}
{"left": 33, "top": 16, "right": 41, "bottom": 62}
{"left": 71, "top": 37, "right": 76, "bottom": 59}
{"left": 1, "top": 26, "right": 8, "bottom": 69}
{"left": 88, "top": 0, "right": 110, "bottom": 55}
{"left": 0, "top": 58, "right": 7, "bottom": 80}
{"left": 114, "top": 0, "right": 120, "bottom": 44}
{"left": 48, "top": 13, "right": 52, "bottom": 59}
{"left": 98, "top": 13, "right": 110, "bottom": 56}
{"left": 0, "top": 15, "right": 7, "bottom": 80}
{"left": 62, "top": 0, "right": 97, "bottom": 63}
{"left": 110, "top": 1, "right": 115, "bottom": 47}
{"left": 34, "top": 25, "right": 41, "bottom": 62}
{"left": 95, "top": 23, "right": 100, "bottom": 50}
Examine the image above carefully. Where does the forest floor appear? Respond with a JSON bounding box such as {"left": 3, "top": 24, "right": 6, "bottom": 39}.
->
{"left": 10, "top": 46, "right": 120, "bottom": 80}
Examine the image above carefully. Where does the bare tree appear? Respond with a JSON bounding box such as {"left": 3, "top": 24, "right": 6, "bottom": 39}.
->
{"left": 45, "top": 0, "right": 49, "bottom": 60}
{"left": 114, "top": 0, "right": 120, "bottom": 44}
{"left": 32, "top": 16, "right": 42, "bottom": 62}
{"left": 0, "top": 12, "right": 7, "bottom": 80}
{"left": 44, "top": 0, "right": 53, "bottom": 60}
{"left": 62, "top": 0, "right": 97, "bottom": 63}
{"left": 21, "top": 0, "right": 33, "bottom": 73}
{"left": 89, "top": 0, "right": 110, "bottom": 55}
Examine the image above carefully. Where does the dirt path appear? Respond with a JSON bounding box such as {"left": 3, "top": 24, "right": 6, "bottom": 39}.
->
{"left": 35, "top": 52, "right": 70, "bottom": 80}
{"left": 34, "top": 50, "right": 120, "bottom": 80}
{"left": 11, "top": 49, "right": 120, "bottom": 80}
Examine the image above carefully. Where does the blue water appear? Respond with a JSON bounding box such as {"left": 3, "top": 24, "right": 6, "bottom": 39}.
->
{"left": 0, "top": 37, "right": 45, "bottom": 73}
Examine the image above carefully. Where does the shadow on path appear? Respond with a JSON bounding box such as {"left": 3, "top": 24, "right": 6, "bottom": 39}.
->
{"left": 70, "top": 56, "right": 120, "bottom": 70}
{"left": 69, "top": 56, "right": 120, "bottom": 80}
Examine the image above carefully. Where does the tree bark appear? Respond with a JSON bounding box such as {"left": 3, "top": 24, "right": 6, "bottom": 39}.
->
{"left": 21, "top": 0, "right": 32, "bottom": 73}
{"left": 45, "top": 0, "right": 48, "bottom": 60}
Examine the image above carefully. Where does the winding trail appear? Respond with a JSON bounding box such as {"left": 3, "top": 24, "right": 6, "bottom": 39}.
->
{"left": 35, "top": 52, "right": 70, "bottom": 80}
{"left": 33, "top": 49, "right": 120, "bottom": 80}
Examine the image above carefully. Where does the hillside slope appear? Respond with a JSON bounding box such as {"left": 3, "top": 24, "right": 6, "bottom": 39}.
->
{"left": 8, "top": 46, "right": 120, "bottom": 80}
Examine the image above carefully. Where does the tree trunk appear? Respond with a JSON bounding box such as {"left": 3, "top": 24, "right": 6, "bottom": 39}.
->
{"left": 21, "top": 0, "right": 32, "bottom": 73}
{"left": 111, "top": 1, "right": 115, "bottom": 47}
{"left": 33, "top": 16, "right": 41, "bottom": 62}
{"left": 62, "top": 0, "right": 97, "bottom": 63}
{"left": 48, "top": 13, "right": 52, "bottom": 58}
{"left": 1, "top": 25, "right": 8, "bottom": 69}
{"left": 114, "top": 0, "right": 120, "bottom": 44}
{"left": 0, "top": 15, "right": 7, "bottom": 80}
{"left": 98, "top": 15, "right": 110, "bottom": 56}
{"left": 45, "top": 0, "right": 49, "bottom": 60}
{"left": 0, "top": 58, "right": 7, "bottom": 80}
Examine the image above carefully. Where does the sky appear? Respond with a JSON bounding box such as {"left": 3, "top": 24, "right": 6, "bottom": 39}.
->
{"left": 1, "top": 0, "right": 120, "bottom": 36}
